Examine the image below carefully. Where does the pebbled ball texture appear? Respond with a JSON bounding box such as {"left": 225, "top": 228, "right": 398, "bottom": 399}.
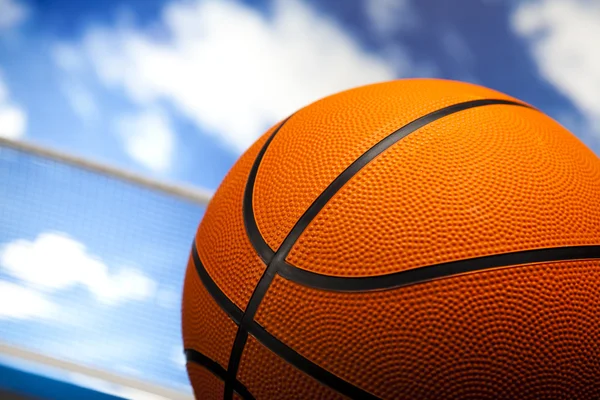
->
{"left": 183, "top": 79, "right": 600, "bottom": 399}
{"left": 253, "top": 79, "right": 519, "bottom": 252}
{"left": 187, "top": 362, "right": 225, "bottom": 399}
{"left": 286, "top": 105, "right": 600, "bottom": 276}
{"left": 256, "top": 260, "right": 600, "bottom": 399}
{"left": 238, "top": 336, "right": 345, "bottom": 400}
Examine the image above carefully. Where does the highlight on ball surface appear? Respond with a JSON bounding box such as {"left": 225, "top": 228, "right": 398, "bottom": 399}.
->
{"left": 182, "top": 79, "right": 600, "bottom": 399}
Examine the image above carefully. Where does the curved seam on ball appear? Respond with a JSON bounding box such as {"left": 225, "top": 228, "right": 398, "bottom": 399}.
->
{"left": 227, "top": 99, "right": 532, "bottom": 399}
{"left": 185, "top": 348, "right": 256, "bottom": 400}
{"left": 276, "top": 246, "right": 600, "bottom": 291}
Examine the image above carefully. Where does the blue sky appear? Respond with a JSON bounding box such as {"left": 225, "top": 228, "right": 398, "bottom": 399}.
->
{"left": 0, "top": 0, "right": 597, "bottom": 186}
{"left": 1, "top": 0, "right": 599, "bottom": 397}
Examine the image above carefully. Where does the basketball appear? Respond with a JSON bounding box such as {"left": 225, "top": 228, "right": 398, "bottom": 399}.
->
{"left": 182, "top": 79, "right": 600, "bottom": 399}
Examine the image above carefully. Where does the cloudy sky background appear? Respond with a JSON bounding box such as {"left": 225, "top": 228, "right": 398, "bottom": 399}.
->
{"left": 1, "top": 0, "right": 599, "bottom": 396}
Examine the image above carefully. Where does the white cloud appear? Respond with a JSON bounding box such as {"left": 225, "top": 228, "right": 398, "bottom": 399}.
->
{"left": 0, "top": 68, "right": 27, "bottom": 139}
{"left": 513, "top": 0, "right": 600, "bottom": 136}
{"left": 0, "top": 280, "right": 58, "bottom": 319}
{"left": 0, "top": 103, "right": 26, "bottom": 139}
{"left": 0, "top": 232, "right": 156, "bottom": 305}
{"left": 0, "top": 0, "right": 29, "bottom": 31}
{"left": 115, "top": 109, "right": 175, "bottom": 172}
{"left": 441, "top": 28, "right": 475, "bottom": 66}
{"left": 52, "top": 43, "right": 86, "bottom": 73}
{"left": 62, "top": 82, "right": 99, "bottom": 122}
{"left": 365, "top": 0, "right": 418, "bottom": 37}
{"left": 51, "top": 44, "right": 101, "bottom": 124}
{"left": 57, "top": 0, "right": 397, "bottom": 153}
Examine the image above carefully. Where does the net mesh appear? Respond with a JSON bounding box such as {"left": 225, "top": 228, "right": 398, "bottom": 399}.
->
{"left": 0, "top": 142, "right": 206, "bottom": 393}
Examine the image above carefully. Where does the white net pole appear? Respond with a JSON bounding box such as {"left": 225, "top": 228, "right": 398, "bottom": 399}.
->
{"left": 0, "top": 340, "right": 194, "bottom": 400}
{"left": 0, "top": 137, "right": 213, "bottom": 206}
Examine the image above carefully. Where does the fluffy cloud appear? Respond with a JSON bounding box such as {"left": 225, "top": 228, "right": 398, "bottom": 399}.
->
{"left": 56, "top": 0, "right": 397, "bottom": 154}
{"left": 0, "top": 69, "right": 27, "bottom": 139}
{"left": 0, "top": 0, "right": 29, "bottom": 31}
{"left": 0, "top": 103, "right": 27, "bottom": 139}
{"left": 0, "top": 232, "right": 156, "bottom": 305}
{"left": 441, "top": 28, "right": 475, "bottom": 67}
{"left": 365, "top": 0, "right": 419, "bottom": 37}
{"left": 513, "top": 0, "right": 600, "bottom": 136}
{"left": 115, "top": 109, "right": 175, "bottom": 172}
{"left": 61, "top": 83, "right": 100, "bottom": 122}
{"left": 0, "top": 281, "right": 58, "bottom": 320}
{"left": 51, "top": 44, "right": 100, "bottom": 123}
{"left": 52, "top": 43, "right": 86, "bottom": 73}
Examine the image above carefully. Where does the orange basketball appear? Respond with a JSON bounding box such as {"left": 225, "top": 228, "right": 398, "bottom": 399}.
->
{"left": 182, "top": 79, "right": 600, "bottom": 399}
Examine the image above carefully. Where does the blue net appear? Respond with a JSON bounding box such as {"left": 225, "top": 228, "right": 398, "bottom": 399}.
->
{"left": 0, "top": 144, "right": 206, "bottom": 393}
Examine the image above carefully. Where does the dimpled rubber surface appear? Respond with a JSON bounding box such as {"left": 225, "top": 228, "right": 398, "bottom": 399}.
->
{"left": 181, "top": 256, "right": 238, "bottom": 369}
{"left": 194, "top": 124, "right": 278, "bottom": 310}
{"left": 256, "top": 261, "right": 600, "bottom": 400}
{"left": 187, "top": 363, "right": 225, "bottom": 400}
{"left": 253, "top": 79, "right": 522, "bottom": 252}
{"left": 237, "top": 335, "right": 346, "bottom": 400}
{"left": 185, "top": 78, "right": 600, "bottom": 399}
{"left": 286, "top": 105, "right": 600, "bottom": 275}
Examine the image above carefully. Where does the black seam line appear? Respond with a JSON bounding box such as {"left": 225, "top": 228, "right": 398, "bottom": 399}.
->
{"left": 247, "top": 323, "right": 380, "bottom": 400}
{"left": 223, "top": 99, "right": 531, "bottom": 400}
{"left": 185, "top": 349, "right": 256, "bottom": 400}
{"left": 190, "top": 242, "right": 600, "bottom": 400}
{"left": 274, "top": 99, "right": 531, "bottom": 257}
{"left": 191, "top": 245, "right": 243, "bottom": 324}
{"left": 226, "top": 117, "right": 292, "bottom": 399}
{"left": 224, "top": 262, "right": 279, "bottom": 398}
{"left": 242, "top": 118, "right": 291, "bottom": 264}
{"left": 276, "top": 245, "right": 600, "bottom": 292}
{"left": 192, "top": 242, "right": 380, "bottom": 400}
{"left": 224, "top": 327, "right": 249, "bottom": 399}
